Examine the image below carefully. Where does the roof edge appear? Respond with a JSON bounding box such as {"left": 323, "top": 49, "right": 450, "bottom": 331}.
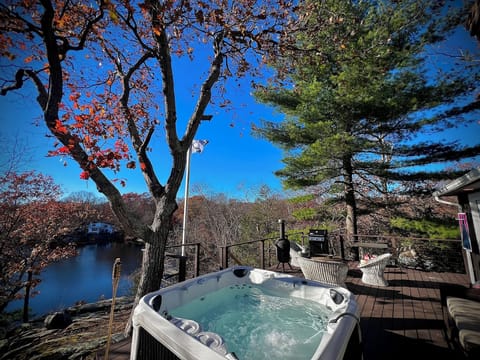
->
{"left": 433, "top": 167, "right": 480, "bottom": 197}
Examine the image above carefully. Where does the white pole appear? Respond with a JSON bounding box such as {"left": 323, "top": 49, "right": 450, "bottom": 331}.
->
{"left": 182, "top": 146, "right": 192, "bottom": 257}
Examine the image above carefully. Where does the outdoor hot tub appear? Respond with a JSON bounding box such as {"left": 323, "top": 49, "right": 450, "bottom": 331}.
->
{"left": 131, "top": 266, "right": 362, "bottom": 360}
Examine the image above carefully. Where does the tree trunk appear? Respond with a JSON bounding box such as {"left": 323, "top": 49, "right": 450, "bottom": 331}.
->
{"left": 124, "top": 198, "right": 177, "bottom": 336}
{"left": 135, "top": 233, "right": 167, "bottom": 297}
{"left": 343, "top": 155, "right": 358, "bottom": 237}
{"left": 23, "top": 270, "right": 33, "bottom": 323}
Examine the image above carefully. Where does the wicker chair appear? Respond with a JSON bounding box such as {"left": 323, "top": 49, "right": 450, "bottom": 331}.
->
{"left": 297, "top": 256, "right": 348, "bottom": 287}
{"left": 358, "top": 253, "right": 392, "bottom": 287}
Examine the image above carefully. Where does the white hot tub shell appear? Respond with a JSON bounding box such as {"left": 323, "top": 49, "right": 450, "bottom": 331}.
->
{"left": 131, "top": 266, "right": 362, "bottom": 360}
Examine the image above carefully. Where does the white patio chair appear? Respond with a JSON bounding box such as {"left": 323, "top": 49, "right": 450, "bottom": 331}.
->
{"left": 289, "top": 241, "right": 307, "bottom": 268}
{"left": 297, "top": 256, "right": 348, "bottom": 287}
{"left": 358, "top": 253, "right": 392, "bottom": 287}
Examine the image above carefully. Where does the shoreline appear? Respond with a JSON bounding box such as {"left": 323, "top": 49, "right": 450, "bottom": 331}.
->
{"left": 1, "top": 297, "right": 134, "bottom": 360}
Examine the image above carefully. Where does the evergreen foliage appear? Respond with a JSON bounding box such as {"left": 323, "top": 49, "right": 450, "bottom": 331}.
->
{"left": 254, "top": 0, "right": 480, "bottom": 234}
{"left": 390, "top": 216, "right": 459, "bottom": 239}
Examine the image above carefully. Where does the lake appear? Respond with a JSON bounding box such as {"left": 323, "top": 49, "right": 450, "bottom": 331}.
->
{"left": 6, "top": 242, "right": 143, "bottom": 317}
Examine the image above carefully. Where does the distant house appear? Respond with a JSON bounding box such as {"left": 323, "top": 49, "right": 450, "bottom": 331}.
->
{"left": 433, "top": 168, "right": 480, "bottom": 284}
{"left": 87, "top": 222, "right": 115, "bottom": 235}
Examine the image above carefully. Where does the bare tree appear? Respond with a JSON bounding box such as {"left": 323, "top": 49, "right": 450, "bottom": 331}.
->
{"left": 1, "top": 0, "right": 301, "bottom": 332}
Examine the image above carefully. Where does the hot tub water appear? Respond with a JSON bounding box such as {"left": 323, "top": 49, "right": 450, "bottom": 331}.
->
{"left": 169, "top": 284, "right": 331, "bottom": 359}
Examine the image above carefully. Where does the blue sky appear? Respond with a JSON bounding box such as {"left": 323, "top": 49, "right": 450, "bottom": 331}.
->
{"left": 0, "top": 71, "right": 286, "bottom": 199}
{"left": 1, "top": 12, "right": 479, "bottom": 201}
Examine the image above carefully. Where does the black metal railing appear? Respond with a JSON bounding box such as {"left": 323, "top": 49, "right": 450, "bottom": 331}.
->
{"left": 218, "top": 236, "right": 276, "bottom": 269}
{"left": 162, "top": 242, "right": 201, "bottom": 286}
{"left": 217, "top": 230, "right": 307, "bottom": 270}
{"left": 165, "top": 223, "right": 463, "bottom": 284}
{"left": 331, "top": 232, "right": 461, "bottom": 261}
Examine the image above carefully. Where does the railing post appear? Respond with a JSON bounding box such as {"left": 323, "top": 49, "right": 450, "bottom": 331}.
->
{"left": 219, "top": 246, "right": 229, "bottom": 269}
{"left": 260, "top": 240, "right": 265, "bottom": 269}
{"left": 340, "top": 235, "right": 345, "bottom": 260}
{"left": 219, "top": 246, "right": 224, "bottom": 269}
{"left": 178, "top": 255, "right": 187, "bottom": 282}
{"left": 390, "top": 237, "right": 397, "bottom": 263}
{"left": 194, "top": 243, "right": 200, "bottom": 277}
{"left": 301, "top": 233, "right": 307, "bottom": 247}
{"left": 225, "top": 245, "right": 229, "bottom": 269}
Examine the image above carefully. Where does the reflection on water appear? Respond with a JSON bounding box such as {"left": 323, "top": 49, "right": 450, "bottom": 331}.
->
{"left": 6, "top": 243, "right": 142, "bottom": 317}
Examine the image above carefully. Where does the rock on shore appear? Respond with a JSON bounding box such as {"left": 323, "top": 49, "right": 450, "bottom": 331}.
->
{"left": 0, "top": 297, "right": 133, "bottom": 360}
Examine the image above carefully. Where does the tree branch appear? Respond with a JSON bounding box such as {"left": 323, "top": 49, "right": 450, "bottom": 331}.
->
{"left": 33, "top": 0, "right": 140, "bottom": 238}
{"left": 1, "top": 69, "right": 26, "bottom": 96}
{"left": 183, "top": 31, "right": 224, "bottom": 144}
{"left": 147, "top": 0, "right": 180, "bottom": 152}
{"left": 117, "top": 51, "right": 166, "bottom": 199}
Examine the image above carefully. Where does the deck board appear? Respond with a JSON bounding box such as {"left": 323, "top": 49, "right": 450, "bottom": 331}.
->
{"left": 101, "top": 264, "right": 470, "bottom": 360}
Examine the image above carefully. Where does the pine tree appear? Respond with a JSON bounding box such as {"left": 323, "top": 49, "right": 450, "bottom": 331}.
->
{"left": 254, "top": 0, "right": 480, "bottom": 235}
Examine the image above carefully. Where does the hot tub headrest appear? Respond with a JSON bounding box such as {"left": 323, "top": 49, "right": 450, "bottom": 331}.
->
{"left": 233, "top": 268, "right": 249, "bottom": 278}
{"left": 196, "top": 331, "right": 228, "bottom": 355}
{"left": 330, "top": 289, "right": 345, "bottom": 305}
{"left": 170, "top": 316, "right": 202, "bottom": 335}
{"left": 150, "top": 295, "right": 162, "bottom": 311}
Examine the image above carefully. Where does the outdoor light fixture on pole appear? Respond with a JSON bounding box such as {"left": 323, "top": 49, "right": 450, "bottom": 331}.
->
{"left": 182, "top": 139, "right": 209, "bottom": 257}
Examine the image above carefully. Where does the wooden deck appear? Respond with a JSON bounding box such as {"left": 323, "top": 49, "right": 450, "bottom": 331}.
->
{"left": 102, "top": 264, "right": 470, "bottom": 360}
